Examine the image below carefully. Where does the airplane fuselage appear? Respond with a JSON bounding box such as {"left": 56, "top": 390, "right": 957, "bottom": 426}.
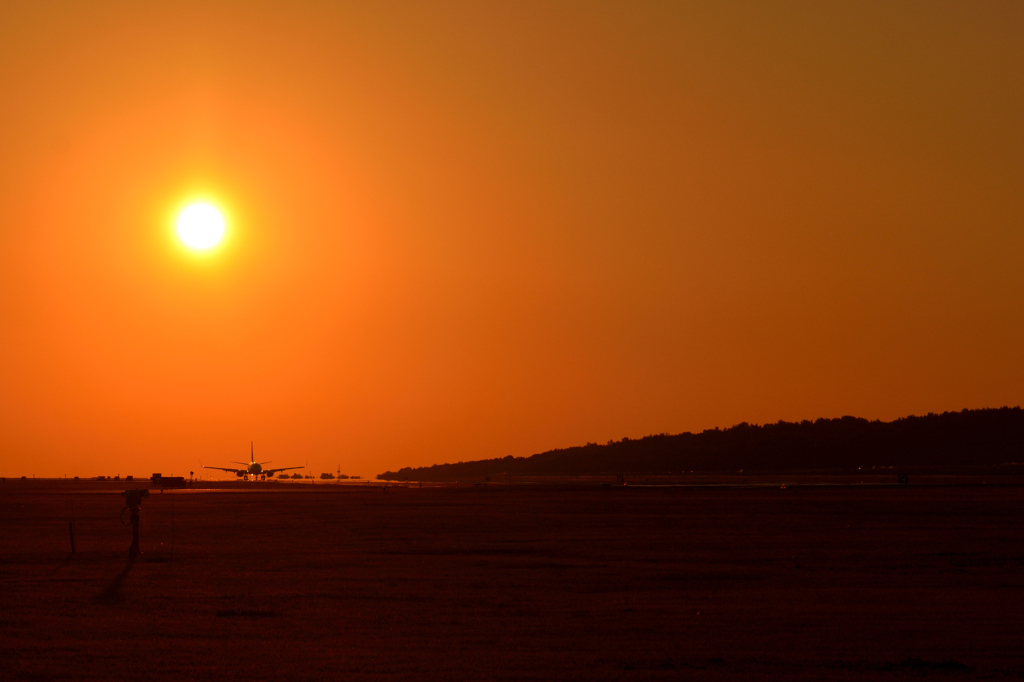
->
{"left": 235, "top": 461, "right": 264, "bottom": 479}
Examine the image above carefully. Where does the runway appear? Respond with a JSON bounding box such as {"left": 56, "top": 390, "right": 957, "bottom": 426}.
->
{"left": 2, "top": 480, "right": 1022, "bottom": 680}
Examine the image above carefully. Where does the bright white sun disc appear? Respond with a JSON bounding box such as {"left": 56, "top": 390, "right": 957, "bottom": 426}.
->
{"left": 177, "top": 203, "right": 225, "bottom": 250}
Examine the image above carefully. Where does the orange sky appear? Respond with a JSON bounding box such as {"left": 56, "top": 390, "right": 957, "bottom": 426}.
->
{"left": 1, "top": 2, "right": 1022, "bottom": 478}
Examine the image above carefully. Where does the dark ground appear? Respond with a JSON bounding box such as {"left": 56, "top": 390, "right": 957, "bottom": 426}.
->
{"left": 1, "top": 478, "right": 1022, "bottom": 680}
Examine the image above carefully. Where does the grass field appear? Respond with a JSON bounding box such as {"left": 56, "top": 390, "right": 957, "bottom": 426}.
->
{"left": 2, "top": 479, "right": 1022, "bottom": 680}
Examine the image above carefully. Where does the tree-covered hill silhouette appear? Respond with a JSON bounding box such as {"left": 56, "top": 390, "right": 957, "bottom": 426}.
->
{"left": 377, "top": 407, "right": 1024, "bottom": 481}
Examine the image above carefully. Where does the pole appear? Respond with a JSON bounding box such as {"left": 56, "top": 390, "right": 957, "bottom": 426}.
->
{"left": 129, "top": 507, "right": 140, "bottom": 556}
{"left": 120, "top": 489, "right": 148, "bottom": 556}
{"left": 69, "top": 500, "right": 76, "bottom": 554}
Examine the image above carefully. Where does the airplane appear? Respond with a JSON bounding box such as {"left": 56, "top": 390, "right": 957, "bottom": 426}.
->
{"left": 202, "top": 442, "right": 304, "bottom": 481}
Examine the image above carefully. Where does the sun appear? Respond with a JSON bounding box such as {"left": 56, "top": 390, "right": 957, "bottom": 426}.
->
{"left": 176, "top": 203, "right": 225, "bottom": 250}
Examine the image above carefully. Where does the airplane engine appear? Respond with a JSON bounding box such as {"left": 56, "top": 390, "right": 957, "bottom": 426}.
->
{"left": 236, "top": 471, "right": 244, "bottom": 477}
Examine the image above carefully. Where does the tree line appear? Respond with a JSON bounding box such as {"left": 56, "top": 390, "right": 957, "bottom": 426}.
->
{"left": 377, "top": 407, "right": 1024, "bottom": 481}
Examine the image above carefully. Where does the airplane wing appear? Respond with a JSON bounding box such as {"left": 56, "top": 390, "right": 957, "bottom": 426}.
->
{"left": 263, "top": 465, "right": 304, "bottom": 476}
{"left": 202, "top": 465, "right": 246, "bottom": 474}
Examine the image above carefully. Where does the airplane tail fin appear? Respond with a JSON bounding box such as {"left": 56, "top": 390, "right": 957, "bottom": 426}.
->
{"left": 252, "top": 442, "right": 272, "bottom": 465}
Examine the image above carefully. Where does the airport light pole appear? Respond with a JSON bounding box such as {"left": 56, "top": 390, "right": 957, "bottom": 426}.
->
{"left": 121, "top": 489, "right": 149, "bottom": 556}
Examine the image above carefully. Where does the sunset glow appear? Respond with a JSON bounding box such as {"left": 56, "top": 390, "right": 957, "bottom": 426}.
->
{"left": 1, "top": 5, "right": 1021, "bottom": 679}
{"left": 0, "top": 3, "right": 1021, "bottom": 480}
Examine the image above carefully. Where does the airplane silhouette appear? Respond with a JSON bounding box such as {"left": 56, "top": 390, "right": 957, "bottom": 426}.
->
{"left": 203, "top": 442, "right": 304, "bottom": 481}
